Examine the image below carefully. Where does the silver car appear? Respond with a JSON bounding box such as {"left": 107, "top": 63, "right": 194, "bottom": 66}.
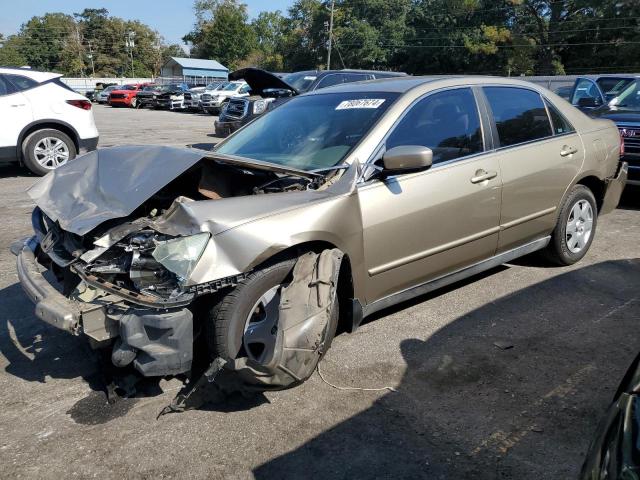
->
{"left": 14, "top": 76, "right": 627, "bottom": 393}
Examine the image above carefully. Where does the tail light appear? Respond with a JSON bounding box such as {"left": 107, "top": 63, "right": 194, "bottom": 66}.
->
{"left": 66, "top": 99, "right": 92, "bottom": 110}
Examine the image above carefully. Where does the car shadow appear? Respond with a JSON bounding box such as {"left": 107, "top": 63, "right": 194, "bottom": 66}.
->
{"left": 0, "top": 163, "right": 32, "bottom": 179}
{"left": 619, "top": 185, "right": 640, "bottom": 211}
{"left": 254, "top": 259, "right": 640, "bottom": 480}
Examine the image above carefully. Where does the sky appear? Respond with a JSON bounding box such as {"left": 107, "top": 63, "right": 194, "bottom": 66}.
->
{"left": 0, "top": 0, "right": 295, "bottom": 45}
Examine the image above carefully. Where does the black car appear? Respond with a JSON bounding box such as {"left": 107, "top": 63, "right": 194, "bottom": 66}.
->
{"left": 569, "top": 76, "right": 640, "bottom": 187}
{"left": 135, "top": 84, "right": 161, "bottom": 108}
{"left": 214, "top": 68, "right": 407, "bottom": 137}
{"left": 580, "top": 352, "right": 640, "bottom": 479}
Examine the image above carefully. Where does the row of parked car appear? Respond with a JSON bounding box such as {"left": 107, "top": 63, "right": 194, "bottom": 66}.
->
{"left": 96, "top": 69, "right": 408, "bottom": 136}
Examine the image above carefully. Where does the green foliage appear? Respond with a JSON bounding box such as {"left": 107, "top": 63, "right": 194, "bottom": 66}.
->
{"left": 183, "top": 0, "right": 256, "bottom": 70}
{"left": 0, "top": 8, "right": 184, "bottom": 77}
{"left": 2, "top": 0, "right": 638, "bottom": 77}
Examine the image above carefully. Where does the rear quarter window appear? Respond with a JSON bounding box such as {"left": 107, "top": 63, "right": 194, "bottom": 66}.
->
{"left": 484, "top": 87, "right": 553, "bottom": 147}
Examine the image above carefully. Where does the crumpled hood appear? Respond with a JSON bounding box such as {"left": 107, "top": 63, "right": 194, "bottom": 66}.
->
{"left": 28, "top": 145, "right": 330, "bottom": 237}
{"left": 29, "top": 146, "right": 204, "bottom": 236}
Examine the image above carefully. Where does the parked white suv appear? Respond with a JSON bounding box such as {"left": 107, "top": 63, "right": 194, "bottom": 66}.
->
{"left": 200, "top": 81, "right": 250, "bottom": 114}
{"left": 0, "top": 67, "right": 99, "bottom": 175}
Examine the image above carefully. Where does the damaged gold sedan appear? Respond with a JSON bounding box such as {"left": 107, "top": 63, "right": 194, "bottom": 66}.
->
{"left": 13, "top": 77, "right": 626, "bottom": 394}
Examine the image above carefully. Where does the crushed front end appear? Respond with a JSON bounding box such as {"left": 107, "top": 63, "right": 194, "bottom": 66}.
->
{"left": 13, "top": 207, "right": 229, "bottom": 377}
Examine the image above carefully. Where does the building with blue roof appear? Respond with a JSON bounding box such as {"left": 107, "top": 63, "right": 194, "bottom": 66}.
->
{"left": 160, "top": 57, "right": 228, "bottom": 84}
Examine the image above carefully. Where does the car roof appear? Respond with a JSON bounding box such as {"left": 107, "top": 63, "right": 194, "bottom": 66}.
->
{"left": 0, "top": 66, "right": 62, "bottom": 82}
{"left": 302, "top": 75, "right": 557, "bottom": 95}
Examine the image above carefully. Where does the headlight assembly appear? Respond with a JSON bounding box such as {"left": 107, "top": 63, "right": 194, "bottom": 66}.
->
{"left": 253, "top": 99, "right": 268, "bottom": 115}
{"left": 152, "top": 233, "right": 210, "bottom": 282}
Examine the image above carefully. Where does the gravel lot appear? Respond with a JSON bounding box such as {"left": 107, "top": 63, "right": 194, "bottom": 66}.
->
{"left": 0, "top": 104, "right": 639, "bottom": 479}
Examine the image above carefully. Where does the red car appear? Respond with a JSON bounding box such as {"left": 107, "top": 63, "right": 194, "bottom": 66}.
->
{"left": 108, "top": 83, "right": 150, "bottom": 108}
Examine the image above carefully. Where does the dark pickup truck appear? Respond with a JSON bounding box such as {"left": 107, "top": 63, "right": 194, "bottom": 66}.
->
{"left": 570, "top": 75, "right": 640, "bottom": 187}
{"left": 214, "top": 68, "right": 407, "bottom": 137}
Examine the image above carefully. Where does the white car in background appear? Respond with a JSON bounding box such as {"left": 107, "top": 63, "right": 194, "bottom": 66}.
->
{"left": 0, "top": 67, "right": 99, "bottom": 175}
{"left": 200, "top": 81, "right": 250, "bottom": 114}
{"left": 96, "top": 85, "right": 118, "bottom": 104}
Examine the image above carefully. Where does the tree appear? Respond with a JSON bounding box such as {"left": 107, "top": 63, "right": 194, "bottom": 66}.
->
{"left": 250, "top": 11, "right": 287, "bottom": 70}
{"left": 183, "top": 0, "right": 256, "bottom": 70}
{"left": 0, "top": 34, "right": 27, "bottom": 67}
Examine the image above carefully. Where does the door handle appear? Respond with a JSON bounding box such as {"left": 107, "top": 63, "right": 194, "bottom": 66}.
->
{"left": 470, "top": 169, "right": 498, "bottom": 184}
{"left": 560, "top": 146, "right": 578, "bottom": 157}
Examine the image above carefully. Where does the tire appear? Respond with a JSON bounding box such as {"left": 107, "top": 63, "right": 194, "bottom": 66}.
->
{"left": 22, "top": 129, "right": 77, "bottom": 176}
{"left": 206, "top": 256, "right": 339, "bottom": 369}
{"left": 544, "top": 185, "right": 597, "bottom": 266}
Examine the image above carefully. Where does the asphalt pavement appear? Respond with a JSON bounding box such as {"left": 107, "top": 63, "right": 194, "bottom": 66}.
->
{"left": 0, "top": 104, "right": 638, "bottom": 479}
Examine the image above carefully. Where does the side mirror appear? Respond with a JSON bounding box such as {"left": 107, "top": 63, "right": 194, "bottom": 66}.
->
{"left": 382, "top": 145, "right": 433, "bottom": 174}
{"left": 577, "top": 97, "right": 600, "bottom": 108}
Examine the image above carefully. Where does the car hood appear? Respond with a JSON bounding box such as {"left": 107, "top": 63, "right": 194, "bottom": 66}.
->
{"left": 592, "top": 108, "right": 640, "bottom": 124}
{"left": 229, "top": 68, "right": 298, "bottom": 95}
{"left": 28, "top": 145, "right": 324, "bottom": 236}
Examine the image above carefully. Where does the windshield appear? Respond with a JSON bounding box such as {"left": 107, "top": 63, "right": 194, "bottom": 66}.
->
{"left": 283, "top": 72, "right": 318, "bottom": 93}
{"left": 612, "top": 80, "right": 640, "bottom": 109}
{"left": 214, "top": 82, "right": 228, "bottom": 90}
{"left": 206, "top": 82, "right": 220, "bottom": 89}
{"left": 223, "top": 82, "right": 242, "bottom": 91}
{"left": 216, "top": 91, "right": 399, "bottom": 171}
{"left": 142, "top": 86, "right": 157, "bottom": 91}
{"left": 596, "top": 78, "right": 636, "bottom": 101}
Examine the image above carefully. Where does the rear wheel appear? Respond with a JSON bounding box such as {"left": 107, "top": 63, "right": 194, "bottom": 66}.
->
{"left": 544, "top": 185, "right": 597, "bottom": 265}
{"left": 22, "top": 129, "right": 77, "bottom": 175}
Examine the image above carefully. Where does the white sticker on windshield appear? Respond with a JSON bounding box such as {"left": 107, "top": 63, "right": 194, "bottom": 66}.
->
{"left": 304, "top": 76, "right": 317, "bottom": 81}
{"left": 335, "top": 99, "right": 386, "bottom": 110}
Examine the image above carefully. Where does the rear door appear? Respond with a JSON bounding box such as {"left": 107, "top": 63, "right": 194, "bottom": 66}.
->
{"left": 480, "top": 86, "right": 584, "bottom": 252}
{"left": 0, "top": 74, "right": 33, "bottom": 154}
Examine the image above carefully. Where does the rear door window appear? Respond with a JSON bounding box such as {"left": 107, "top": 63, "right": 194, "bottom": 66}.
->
{"left": 6, "top": 74, "right": 39, "bottom": 92}
{"left": 483, "top": 87, "right": 553, "bottom": 147}
{"left": 386, "top": 87, "right": 484, "bottom": 165}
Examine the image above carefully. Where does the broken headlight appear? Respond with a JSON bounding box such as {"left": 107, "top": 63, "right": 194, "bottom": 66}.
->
{"left": 151, "top": 232, "right": 210, "bottom": 282}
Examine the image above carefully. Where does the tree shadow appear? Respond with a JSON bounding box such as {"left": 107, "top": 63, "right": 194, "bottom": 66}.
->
{"left": 254, "top": 259, "right": 640, "bottom": 480}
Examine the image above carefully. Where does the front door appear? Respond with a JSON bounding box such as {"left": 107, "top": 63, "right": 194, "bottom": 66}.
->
{"left": 358, "top": 87, "right": 502, "bottom": 304}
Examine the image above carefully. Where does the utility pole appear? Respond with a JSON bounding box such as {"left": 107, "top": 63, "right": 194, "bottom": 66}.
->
{"left": 327, "top": 0, "right": 335, "bottom": 70}
{"left": 125, "top": 31, "right": 136, "bottom": 77}
{"left": 87, "top": 41, "right": 95, "bottom": 77}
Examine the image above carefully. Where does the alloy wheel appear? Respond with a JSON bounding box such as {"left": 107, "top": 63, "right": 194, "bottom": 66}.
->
{"left": 565, "top": 199, "right": 594, "bottom": 253}
{"left": 33, "top": 137, "right": 70, "bottom": 170}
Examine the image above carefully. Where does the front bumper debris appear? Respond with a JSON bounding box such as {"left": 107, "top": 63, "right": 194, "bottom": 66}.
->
{"left": 601, "top": 161, "right": 628, "bottom": 215}
{"left": 14, "top": 237, "right": 194, "bottom": 376}
{"left": 16, "top": 238, "right": 82, "bottom": 332}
